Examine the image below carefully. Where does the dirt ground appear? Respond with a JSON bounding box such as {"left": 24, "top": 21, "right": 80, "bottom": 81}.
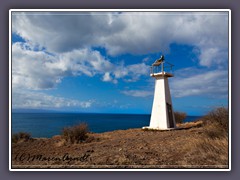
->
{"left": 11, "top": 122, "right": 229, "bottom": 169}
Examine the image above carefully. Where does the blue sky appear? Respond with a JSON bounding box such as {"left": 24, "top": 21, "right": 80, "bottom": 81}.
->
{"left": 11, "top": 11, "right": 229, "bottom": 115}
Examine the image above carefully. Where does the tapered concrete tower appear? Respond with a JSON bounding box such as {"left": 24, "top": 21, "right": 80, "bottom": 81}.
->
{"left": 143, "top": 55, "right": 176, "bottom": 130}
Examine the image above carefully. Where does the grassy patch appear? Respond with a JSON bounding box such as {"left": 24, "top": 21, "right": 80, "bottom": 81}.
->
{"left": 181, "top": 136, "right": 228, "bottom": 166}
{"left": 177, "top": 120, "right": 203, "bottom": 129}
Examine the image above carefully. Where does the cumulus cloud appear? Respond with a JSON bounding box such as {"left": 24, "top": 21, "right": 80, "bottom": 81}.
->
{"left": 170, "top": 68, "right": 228, "bottom": 98}
{"left": 121, "top": 90, "right": 152, "bottom": 97}
{"left": 12, "top": 11, "right": 228, "bottom": 67}
{"left": 12, "top": 42, "right": 61, "bottom": 90}
{"left": 102, "top": 72, "right": 112, "bottom": 82}
{"left": 102, "top": 72, "right": 117, "bottom": 84}
{"left": 12, "top": 42, "right": 114, "bottom": 89}
{"left": 114, "top": 62, "right": 149, "bottom": 82}
{"left": 11, "top": 11, "right": 229, "bottom": 109}
{"left": 12, "top": 42, "right": 149, "bottom": 90}
{"left": 121, "top": 69, "right": 228, "bottom": 99}
{"left": 122, "top": 67, "right": 228, "bottom": 99}
{"left": 12, "top": 90, "right": 93, "bottom": 109}
{"left": 199, "top": 47, "right": 228, "bottom": 67}
{"left": 12, "top": 12, "right": 114, "bottom": 53}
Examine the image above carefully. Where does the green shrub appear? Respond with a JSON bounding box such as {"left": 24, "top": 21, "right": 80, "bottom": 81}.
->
{"left": 12, "top": 132, "right": 31, "bottom": 143}
{"left": 174, "top": 111, "right": 187, "bottom": 124}
{"left": 62, "top": 123, "right": 89, "bottom": 144}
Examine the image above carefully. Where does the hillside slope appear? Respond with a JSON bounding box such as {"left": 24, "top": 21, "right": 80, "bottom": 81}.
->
{"left": 12, "top": 121, "right": 228, "bottom": 169}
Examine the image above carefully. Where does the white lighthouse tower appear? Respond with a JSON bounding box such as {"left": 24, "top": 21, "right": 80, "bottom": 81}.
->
{"left": 143, "top": 55, "right": 176, "bottom": 130}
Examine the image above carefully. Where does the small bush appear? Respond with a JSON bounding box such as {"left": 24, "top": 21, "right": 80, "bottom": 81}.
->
{"left": 12, "top": 134, "right": 19, "bottom": 143}
{"left": 174, "top": 111, "right": 187, "bottom": 124}
{"left": 62, "top": 123, "right": 89, "bottom": 144}
{"left": 12, "top": 132, "right": 31, "bottom": 143}
{"left": 202, "top": 107, "right": 229, "bottom": 138}
{"left": 203, "top": 107, "right": 229, "bottom": 132}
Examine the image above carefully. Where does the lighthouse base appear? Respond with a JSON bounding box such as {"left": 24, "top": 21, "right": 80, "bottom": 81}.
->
{"left": 142, "top": 126, "right": 178, "bottom": 131}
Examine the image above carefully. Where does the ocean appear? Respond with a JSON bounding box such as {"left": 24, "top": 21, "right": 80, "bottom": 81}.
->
{"left": 11, "top": 113, "right": 201, "bottom": 138}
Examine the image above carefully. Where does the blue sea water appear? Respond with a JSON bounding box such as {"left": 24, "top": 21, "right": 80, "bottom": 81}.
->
{"left": 11, "top": 113, "right": 201, "bottom": 138}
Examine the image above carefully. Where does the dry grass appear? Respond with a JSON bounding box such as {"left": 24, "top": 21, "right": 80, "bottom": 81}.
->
{"left": 12, "top": 126, "right": 229, "bottom": 168}
{"left": 177, "top": 120, "right": 203, "bottom": 129}
{"left": 52, "top": 135, "right": 66, "bottom": 147}
{"left": 176, "top": 107, "right": 229, "bottom": 166}
{"left": 181, "top": 136, "right": 228, "bottom": 166}
{"left": 204, "top": 124, "right": 226, "bottom": 139}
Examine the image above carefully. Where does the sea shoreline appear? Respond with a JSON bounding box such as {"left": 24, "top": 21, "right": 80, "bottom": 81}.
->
{"left": 12, "top": 112, "right": 202, "bottom": 138}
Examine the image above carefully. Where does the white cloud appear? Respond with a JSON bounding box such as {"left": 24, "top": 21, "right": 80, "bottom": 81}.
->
{"left": 102, "top": 72, "right": 117, "bottom": 84}
{"left": 12, "top": 42, "right": 149, "bottom": 90}
{"left": 11, "top": 11, "right": 229, "bottom": 108}
{"left": 12, "top": 90, "right": 93, "bottom": 109}
{"left": 12, "top": 42, "right": 62, "bottom": 90}
{"left": 121, "top": 90, "right": 152, "bottom": 97}
{"left": 113, "top": 63, "right": 149, "bottom": 82}
{"left": 12, "top": 42, "right": 114, "bottom": 89}
{"left": 12, "top": 11, "right": 229, "bottom": 67}
{"left": 12, "top": 12, "right": 113, "bottom": 53}
{"left": 121, "top": 68, "right": 228, "bottom": 99}
{"left": 199, "top": 47, "right": 228, "bottom": 67}
{"left": 140, "top": 72, "right": 226, "bottom": 102}
{"left": 102, "top": 72, "right": 112, "bottom": 82}
{"left": 170, "top": 69, "right": 228, "bottom": 98}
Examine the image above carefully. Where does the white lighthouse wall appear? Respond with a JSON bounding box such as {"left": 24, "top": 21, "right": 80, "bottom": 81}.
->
{"left": 150, "top": 77, "right": 168, "bottom": 129}
{"left": 149, "top": 76, "right": 176, "bottom": 129}
{"left": 164, "top": 78, "right": 176, "bottom": 128}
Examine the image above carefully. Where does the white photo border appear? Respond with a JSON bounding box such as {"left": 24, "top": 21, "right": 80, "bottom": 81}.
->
{"left": 9, "top": 9, "right": 231, "bottom": 171}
